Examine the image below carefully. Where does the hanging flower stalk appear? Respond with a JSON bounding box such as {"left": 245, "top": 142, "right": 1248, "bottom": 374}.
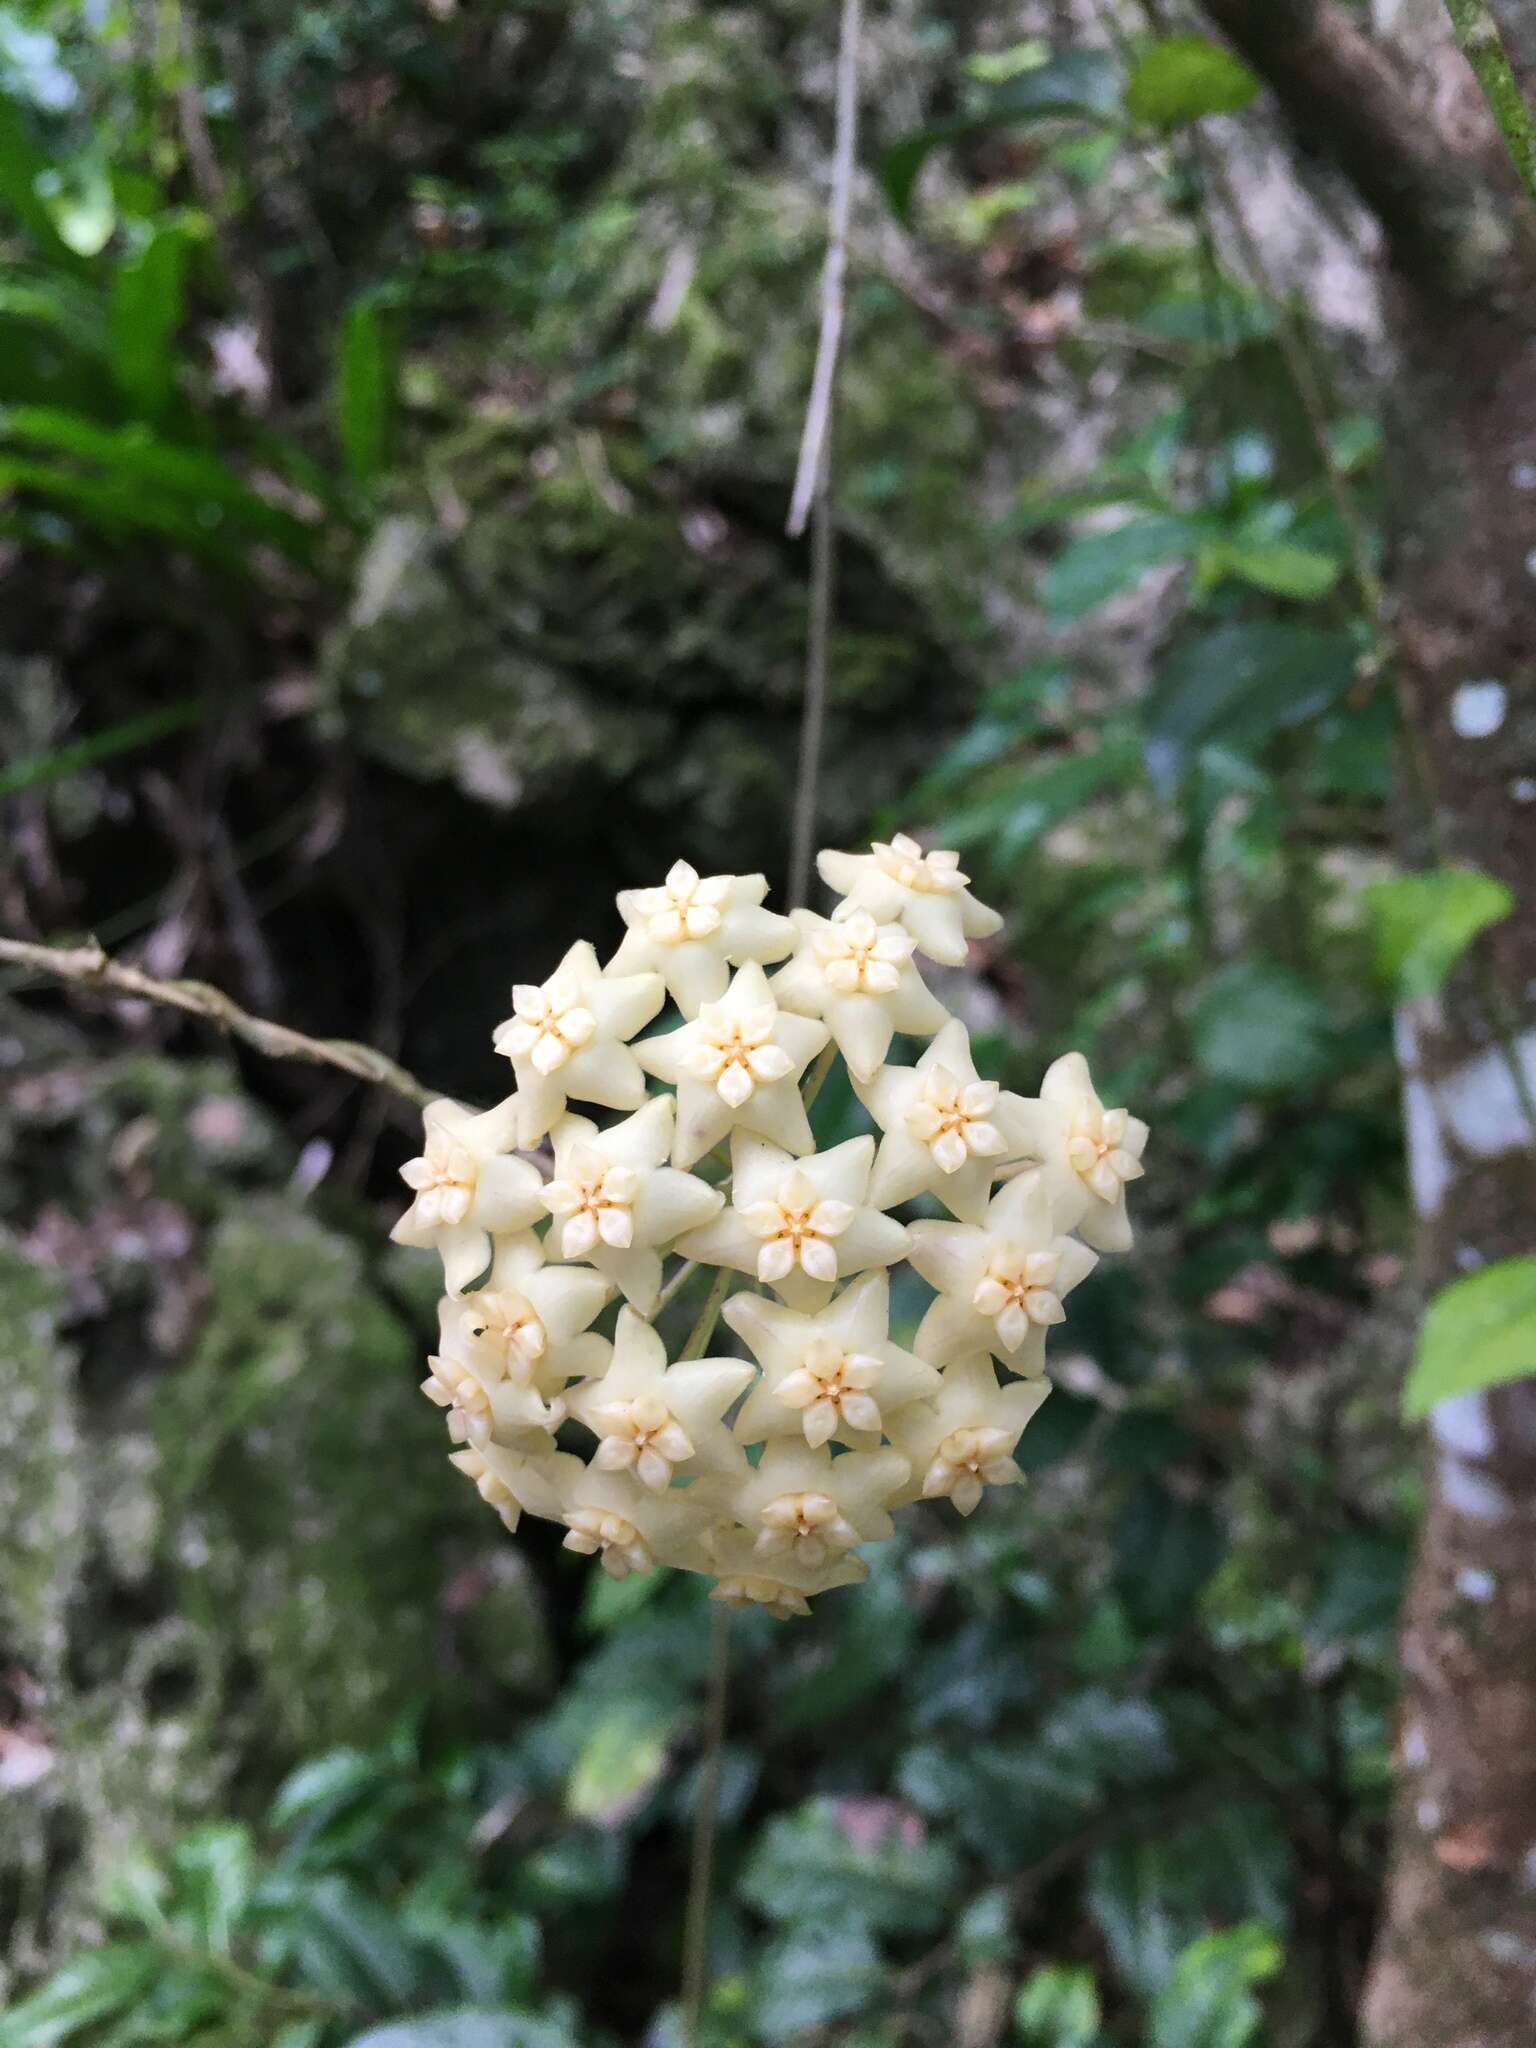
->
{"left": 392, "top": 839, "right": 1149, "bottom": 1620}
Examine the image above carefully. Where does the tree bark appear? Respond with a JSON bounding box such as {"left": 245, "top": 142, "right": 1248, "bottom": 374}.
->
{"left": 1193, "top": 6, "right": 1536, "bottom": 2039}
{"left": 1363, "top": 277, "right": 1536, "bottom": 2048}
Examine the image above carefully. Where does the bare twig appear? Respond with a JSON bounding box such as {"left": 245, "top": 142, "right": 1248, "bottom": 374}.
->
{"left": 786, "top": 0, "right": 863, "bottom": 543}
{"left": 0, "top": 935, "right": 440, "bottom": 1110}
{"left": 787, "top": 0, "right": 863, "bottom": 911}
{"left": 680, "top": 1603, "right": 733, "bottom": 2048}
{"left": 1444, "top": 0, "right": 1536, "bottom": 210}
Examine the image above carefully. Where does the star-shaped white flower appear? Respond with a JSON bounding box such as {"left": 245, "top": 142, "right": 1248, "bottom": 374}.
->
{"left": 1010, "top": 1051, "right": 1149, "bottom": 1253}
{"left": 492, "top": 940, "right": 663, "bottom": 1147}
{"left": 675, "top": 1132, "right": 909, "bottom": 1311}
{"left": 853, "top": 1018, "right": 1032, "bottom": 1225}
{"left": 726, "top": 1270, "right": 941, "bottom": 1451}
{"left": 541, "top": 1097, "right": 725, "bottom": 1313}
{"left": 907, "top": 1172, "right": 1097, "bottom": 1374}
{"left": 447, "top": 1438, "right": 584, "bottom": 1533}
{"left": 817, "top": 831, "right": 1003, "bottom": 967}
{"left": 392, "top": 1094, "right": 547, "bottom": 1293}
{"left": 560, "top": 1466, "right": 719, "bottom": 1579}
{"left": 769, "top": 908, "right": 950, "bottom": 1081}
{"left": 422, "top": 1237, "right": 614, "bottom": 1447}
{"left": 608, "top": 861, "right": 796, "bottom": 1018}
{"left": 633, "top": 962, "right": 829, "bottom": 1169}
{"left": 715, "top": 1439, "right": 909, "bottom": 1570}
{"left": 566, "top": 1306, "right": 752, "bottom": 1492}
{"left": 886, "top": 1356, "right": 1050, "bottom": 1516}
{"left": 705, "top": 1525, "right": 866, "bottom": 1618}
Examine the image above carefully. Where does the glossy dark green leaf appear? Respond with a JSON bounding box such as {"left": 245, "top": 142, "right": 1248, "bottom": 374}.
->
{"left": 1041, "top": 513, "right": 1206, "bottom": 620}
{"left": 740, "top": 1798, "right": 959, "bottom": 1936}
{"left": 879, "top": 50, "right": 1119, "bottom": 223}
{"left": 1190, "top": 960, "right": 1334, "bottom": 1092}
{"left": 1145, "top": 622, "right": 1359, "bottom": 760}
{"left": 344, "top": 2017, "right": 579, "bottom": 2048}
{"left": 750, "top": 1922, "right": 882, "bottom": 2043}
{"left": 0, "top": 1944, "right": 160, "bottom": 2047}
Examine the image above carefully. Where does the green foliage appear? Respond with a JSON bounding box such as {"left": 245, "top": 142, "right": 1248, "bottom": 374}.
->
{"left": 1125, "top": 38, "right": 1262, "bottom": 131}
{"left": 1364, "top": 865, "right": 1514, "bottom": 1001}
{"left": 1015, "top": 1965, "right": 1101, "bottom": 2046}
{"left": 1404, "top": 1258, "right": 1536, "bottom": 1419}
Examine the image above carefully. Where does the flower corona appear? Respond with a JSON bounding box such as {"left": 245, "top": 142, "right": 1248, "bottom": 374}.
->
{"left": 392, "top": 838, "right": 1148, "bottom": 1616}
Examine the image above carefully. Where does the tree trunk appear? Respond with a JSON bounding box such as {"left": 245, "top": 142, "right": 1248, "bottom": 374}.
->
{"left": 1194, "top": 4, "right": 1536, "bottom": 2037}
{"left": 1360, "top": 276, "right": 1536, "bottom": 2047}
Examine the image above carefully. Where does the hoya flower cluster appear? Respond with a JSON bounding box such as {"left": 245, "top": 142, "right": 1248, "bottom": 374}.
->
{"left": 392, "top": 835, "right": 1148, "bottom": 1620}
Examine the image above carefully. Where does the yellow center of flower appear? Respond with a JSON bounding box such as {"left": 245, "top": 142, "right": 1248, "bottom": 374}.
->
{"left": 872, "top": 832, "right": 968, "bottom": 895}
{"left": 970, "top": 1245, "right": 1063, "bottom": 1353}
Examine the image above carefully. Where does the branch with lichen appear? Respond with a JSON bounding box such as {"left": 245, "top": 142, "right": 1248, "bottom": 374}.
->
{"left": 0, "top": 934, "right": 440, "bottom": 1109}
{"left": 1443, "top": 0, "right": 1536, "bottom": 210}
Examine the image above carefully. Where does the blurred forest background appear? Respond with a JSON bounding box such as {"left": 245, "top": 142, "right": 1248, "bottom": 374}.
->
{"left": 2, "top": 2, "right": 1534, "bottom": 2046}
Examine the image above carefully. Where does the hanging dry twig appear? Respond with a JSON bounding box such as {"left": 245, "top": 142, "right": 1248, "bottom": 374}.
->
{"left": 0, "top": 934, "right": 440, "bottom": 1109}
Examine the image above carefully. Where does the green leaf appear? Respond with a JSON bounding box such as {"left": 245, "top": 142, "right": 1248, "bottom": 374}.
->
{"left": 1015, "top": 1964, "right": 1101, "bottom": 2047}
{"left": 1148, "top": 1924, "right": 1281, "bottom": 2048}
{"left": 0, "top": 93, "right": 84, "bottom": 268}
{"left": 1125, "top": 37, "right": 1261, "bottom": 130}
{"left": 336, "top": 290, "right": 398, "bottom": 488}
{"left": 566, "top": 1700, "right": 675, "bottom": 1823}
{"left": 172, "top": 1823, "right": 255, "bottom": 1952}
{"left": 739, "top": 1798, "right": 959, "bottom": 1937}
{"left": 1145, "top": 622, "right": 1359, "bottom": 765}
{"left": 879, "top": 50, "right": 1119, "bottom": 223}
{"left": 1403, "top": 1258, "right": 1536, "bottom": 1420}
{"left": 0, "top": 1944, "right": 159, "bottom": 2047}
{"left": 343, "top": 2018, "right": 578, "bottom": 2048}
{"left": 0, "top": 700, "right": 202, "bottom": 799}
{"left": 1113, "top": 1478, "right": 1225, "bottom": 1631}
{"left": 109, "top": 222, "right": 192, "bottom": 423}
{"left": 1041, "top": 514, "right": 1205, "bottom": 621}
{"left": 1364, "top": 866, "right": 1514, "bottom": 1002}
{"left": 750, "top": 1923, "right": 882, "bottom": 2043}
{"left": 1205, "top": 538, "right": 1342, "bottom": 602}
{"left": 1191, "top": 960, "right": 1333, "bottom": 1092}
{"left": 932, "top": 739, "right": 1142, "bottom": 864}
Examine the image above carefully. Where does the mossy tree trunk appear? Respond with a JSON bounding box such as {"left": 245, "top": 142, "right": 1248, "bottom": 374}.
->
{"left": 1196, "top": 4, "right": 1536, "bottom": 2038}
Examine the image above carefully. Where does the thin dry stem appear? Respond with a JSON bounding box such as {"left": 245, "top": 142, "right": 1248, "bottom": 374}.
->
{"left": 0, "top": 934, "right": 439, "bottom": 1109}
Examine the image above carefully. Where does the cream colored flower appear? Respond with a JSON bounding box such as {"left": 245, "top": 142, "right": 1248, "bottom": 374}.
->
{"left": 853, "top": 1017, "right": 1032, "bottom": 1224}
{"left": 726, "top": 1271, "right": 941, "bottom": 1451}
{"left": 676, "top": 1131, "right": 909, "bottom": 1311}
{"left": 560, "top": 1466, "right": 718, "bottom": 1580}
{"left": 705, "top": 1525, "right": 865, "bottom": 1618}
{"left": 493, "top": 940, "right": 663, "bottom": 1147}
{"left": 718, "top": 1439, "right": 908, "bottom": 1567}
{"left": 392, "top": 1095, "right": 547, "bottom": 1293}
{"left": 887, "top": 1356, "right": 1049, "bottom": 1516}
{"left": 1011, "top": 1051, "right": 1148, "bottom": 1252}
{"left": 907, "top": 1173, "right": 1097, "bottom": 1373}
{"left": 634, "top": 962, "right": 829, "bottom": 1169}
{"left": 447, "top": 1439, "right": 583, "bottom": 1533}
{"left": 817, "top": 831, "right": 1003, "bottom": 966}
{"left": 769, "top": 908, "right": 950, "bottom": 1080}
{"left": 566, "top": 1306, "right": 752, "bottom": 1492}
{"left": 422, "top": 1246, "right": 613, "bottom": 1447}
{"left": 609, "top": 862, "right": 796, "bottom": 1018}
{"left": 541, "top": 1098, "right": 724, "bottom": 1313}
